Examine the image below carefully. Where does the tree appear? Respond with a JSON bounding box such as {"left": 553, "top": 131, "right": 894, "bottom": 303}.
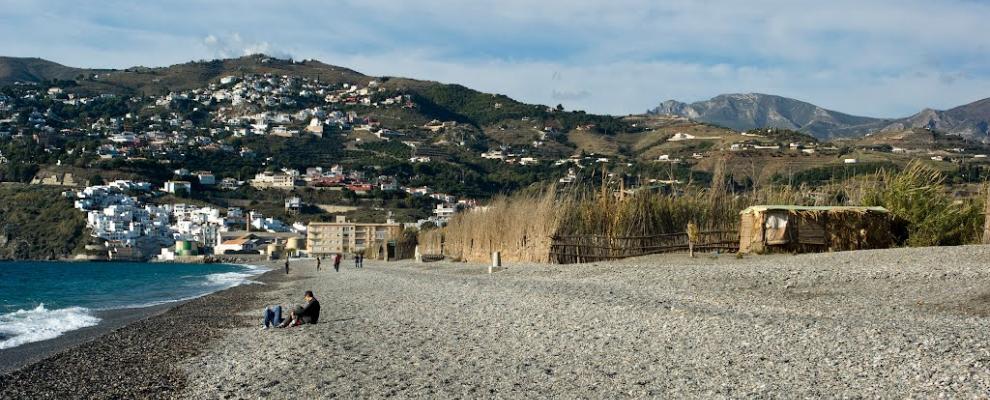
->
{"left": 89, "top": 174, "right": 105, "bottom": 186}
{"left": 174, "top": 187, "right": 191, "bottom": 198}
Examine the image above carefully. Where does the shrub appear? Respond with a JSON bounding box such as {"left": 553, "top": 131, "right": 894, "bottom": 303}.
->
{"left": 863, "top": 161, "right": 984, "bottom": 246}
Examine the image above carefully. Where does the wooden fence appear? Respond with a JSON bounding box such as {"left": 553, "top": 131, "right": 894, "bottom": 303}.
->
{"left": 984, "top": 186, "right": 990, "bottom": 245}
{"left": 420, "top": 254, "right": 445, "bottom": 262}
{"left": 548, "top": 230, "right": 739, "bottom": 264}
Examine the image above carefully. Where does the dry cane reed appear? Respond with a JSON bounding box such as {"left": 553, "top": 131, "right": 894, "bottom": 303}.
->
{"left": 420, "top": 160, "right": 986, "bottom": 264}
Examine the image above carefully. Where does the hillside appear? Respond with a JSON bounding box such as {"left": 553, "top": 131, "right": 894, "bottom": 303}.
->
{"left": 0, "top": 55, "right": 367, "bottom": 94}
{"left": 854, "top": 127, "right": 979, "bottom": 150}
{"left": 880, "top": 98, "right": 990, "bottom": 139}
{"left": 0, "top": 57, "right": 97, "bottom": 85}
{"left": 0, "top": 184, "right": 88, "bottom": 260}
{"left": 0, "top": 55, "right": 657, "bottom": 202}
{"left": 0, "top": 55, "right": 625, "bottom": 133}
{"left": 2, "top": 54, "right": 988, "bottom": 194}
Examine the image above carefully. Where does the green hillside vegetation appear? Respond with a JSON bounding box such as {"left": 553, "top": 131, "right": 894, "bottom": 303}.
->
{"left": 743, "top": 128, "right": 819, "bottom": 143}
{"left": 385, "top": 79, "right": 633, "bottom": 134}
{"left": 0, "top": 185, "right": 88, "bottom": 259}
{"left": 770, "top": 161, "right": 898, "bottom": 186}
{"left": 0, "top": 56, "right": 96, "bottom": 85}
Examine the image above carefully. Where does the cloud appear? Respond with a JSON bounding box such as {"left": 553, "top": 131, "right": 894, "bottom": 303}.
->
{"left": 0, "top": 0, "right": 988, "bottom": 116}
{"left": 202, "top": 33, "right": 292, "bottom": 60}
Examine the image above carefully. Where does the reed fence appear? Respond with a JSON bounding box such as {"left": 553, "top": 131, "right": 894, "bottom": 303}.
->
{"left": 549, "top": 229, "right": 738, "bottom": 264}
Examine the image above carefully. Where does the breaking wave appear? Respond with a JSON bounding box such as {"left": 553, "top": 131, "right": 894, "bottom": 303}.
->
{"left": 0, "top": 304, "right": 101, "bottom": 350}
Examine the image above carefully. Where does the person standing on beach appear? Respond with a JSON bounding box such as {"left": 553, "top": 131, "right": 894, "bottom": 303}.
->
{"left": 358, "top": 253, "right": 364, "bottom": 268}
{"left": 333, "top": 253, "right": 341, "bottom": 272}
{"left": 285, "top": 258, "right": 290, "bottom": 275}
{"left": 354, "top": 253, "right": 359, "bottom": 269}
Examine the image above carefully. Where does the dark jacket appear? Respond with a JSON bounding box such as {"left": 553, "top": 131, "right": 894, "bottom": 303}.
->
{"left": 297, "top": 298, "right": 321, "bottom": 324}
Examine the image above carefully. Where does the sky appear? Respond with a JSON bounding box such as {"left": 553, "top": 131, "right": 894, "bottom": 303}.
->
{"left": 1, "top": 0, "right": 988, "bottom": 117}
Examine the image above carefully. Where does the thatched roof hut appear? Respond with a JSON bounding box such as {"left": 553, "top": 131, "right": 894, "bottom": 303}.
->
{"left": 739, "top": 205, "right": 896, "bottom": 254}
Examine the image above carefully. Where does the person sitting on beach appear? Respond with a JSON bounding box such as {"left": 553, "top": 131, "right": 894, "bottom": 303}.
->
{"left": 263, "top": 304, "right": 284, "bottom": 329}
{"left": 276, "top": 290, "right": 321, "bottom": 328}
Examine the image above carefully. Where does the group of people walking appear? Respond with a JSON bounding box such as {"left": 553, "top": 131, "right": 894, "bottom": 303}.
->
{"left": 284, "top": 253, "right": 365, "bottom": 275}
{"left": 313, "top": 253, "right": 363, "bottom": 272}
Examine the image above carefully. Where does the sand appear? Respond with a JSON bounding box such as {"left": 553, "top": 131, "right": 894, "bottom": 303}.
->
{"left": 183, "top": 246, "right": 990, "bottom": 398}
{"left": 5, "top": 246, "right": 990, "bottom": 398}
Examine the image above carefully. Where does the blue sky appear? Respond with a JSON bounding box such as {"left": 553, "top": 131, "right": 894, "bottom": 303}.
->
{"left": 1, "top": 0, "right": 989, "bottom": 117}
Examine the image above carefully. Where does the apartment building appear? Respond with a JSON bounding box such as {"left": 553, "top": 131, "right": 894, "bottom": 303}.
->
{"left": 307, "top": 216, "right": 403, "bottom": 255}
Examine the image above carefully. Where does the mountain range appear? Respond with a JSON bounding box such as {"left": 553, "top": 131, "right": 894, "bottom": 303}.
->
{"left": 649, "top": 93, "right": 990, "bottom": 141}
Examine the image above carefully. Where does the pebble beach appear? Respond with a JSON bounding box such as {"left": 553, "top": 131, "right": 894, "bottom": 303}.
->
{"left": 4, "top": 246, "right": 990, "bottom": 398}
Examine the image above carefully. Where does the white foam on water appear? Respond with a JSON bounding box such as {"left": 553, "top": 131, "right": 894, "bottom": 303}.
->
{"left": 202, "top": 271, "right": 258, "bottom": 287}
{"left": 201, "top": 263, "right": 268, "bottom": 289}
{"left": 0, "top": 304, "right": 101, "bottom": 350}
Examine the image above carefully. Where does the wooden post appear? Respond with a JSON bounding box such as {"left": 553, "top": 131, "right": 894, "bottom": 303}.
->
{"left": 576, "top": 239, "right": 582, "bottom": 264}
{"left": 490, "top": 251, "right": 500, "bottom": 273}
{"left": 686, "top": 222, "right": 699, "bottom": 258}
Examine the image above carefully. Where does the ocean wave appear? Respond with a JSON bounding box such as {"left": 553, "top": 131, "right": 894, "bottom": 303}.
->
{"left": 201, "top": 263, "right": 268, "bottom": 289}
{"left": 104, "top": 294, "right": 206, "bottom": 310}
{"left": 202, "top": 271, "right": 260, "bottom": 288}
{"left": 0, "top": 304, "right": 101, "bottom": 350}
{"left": 229, "top": 263, "right": 271, "bottom": 274}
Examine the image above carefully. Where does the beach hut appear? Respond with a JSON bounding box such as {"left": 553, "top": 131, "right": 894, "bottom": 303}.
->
{"left": 739, "top": 205, "right": 896, "bottom": 254}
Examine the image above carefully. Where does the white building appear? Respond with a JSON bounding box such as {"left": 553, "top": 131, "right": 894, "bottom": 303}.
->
{"left": 434, "top": 204, "right": 457, "bottom": 219}
{"left": 195, "top": 171, "right": 216, "bottom": 185}
{"left": 250, "top": 171, "right": 297, "bottom": 189}
{"left": 164, "top": 180, "right": 192, "bottom": 194}
{"left": 668, "top": 132, "right": 696, "bottom": 141}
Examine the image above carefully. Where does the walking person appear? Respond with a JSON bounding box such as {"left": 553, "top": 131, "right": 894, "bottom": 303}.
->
{"left": 354, "top": 253, "right": 359, "bottom": 269}
{"left": 357, "top": 254, "right": 364, "bottom": 268}
{"left": 316, "top": 256, "right": 321, "bottom": 272}
{"left": 284, "top": 258, "right": 290, "bottom": 275}
{"left": 333, "top": 253, "right": 341, "bottom": 272}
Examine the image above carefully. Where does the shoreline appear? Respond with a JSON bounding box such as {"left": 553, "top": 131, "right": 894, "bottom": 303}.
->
{"left": 0, "top": 303, "right": 178, "bottom": 374}
{"left": 0, "top": 262, "right": 283, "bottom": 399}
{"left": 0, "top": 260, "right": 270, "bottom": 373}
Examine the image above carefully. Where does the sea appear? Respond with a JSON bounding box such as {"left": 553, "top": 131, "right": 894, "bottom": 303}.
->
{"left": 0, "top": 261, "right": 267, "bottom": 350}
